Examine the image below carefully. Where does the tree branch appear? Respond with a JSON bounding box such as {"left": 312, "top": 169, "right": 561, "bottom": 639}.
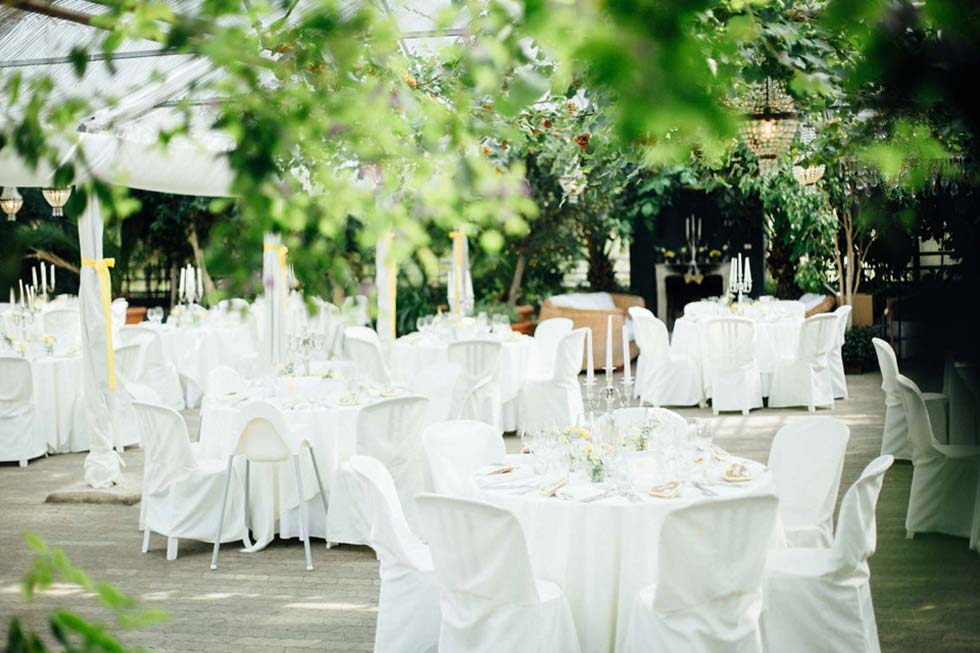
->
{"left": 27, "top": 249, "right": 79, "bottom": 275}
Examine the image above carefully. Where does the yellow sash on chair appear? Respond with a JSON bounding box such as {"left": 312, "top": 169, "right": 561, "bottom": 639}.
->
{"left": 81, "top": 257, "right": 117, "bottom": 390}
{"left": 263, "top": 242, "right": 288, "bottom": 275}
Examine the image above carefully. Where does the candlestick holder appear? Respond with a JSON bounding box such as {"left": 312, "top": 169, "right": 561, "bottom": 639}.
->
{"left": 601, "top": 382, "right": 621, "bottom": 414}
{"left": 581, "top": 378, "right": 598, "bottom": 415}
{"left": 620, "top": 379, "right": 634, "bottom": 408}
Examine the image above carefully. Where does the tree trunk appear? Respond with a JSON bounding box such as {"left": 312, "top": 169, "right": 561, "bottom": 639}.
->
{"left": 507, "top": 252, "right": 527, "bottom": 306}
{"left": 187, "top": 225, "right": 214, "bottom": 294}
{"left": 586, "top": 232, "right": 616, "bottom": 290}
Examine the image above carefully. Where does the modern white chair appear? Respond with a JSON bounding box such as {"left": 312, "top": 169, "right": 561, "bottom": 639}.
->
{"left": 416, "top": 494, "right": 582, "bottom": 653}
{"left": 118, "top": 325, "right": 185, "bottom": 410}
{"left": 623, "top": 494, "right": 779, "bottom": 653}
{"left": 0, "top": 358, "right": 45, "bottom": 467}
{"left": 43, "top": 307, "right": 81, "bottom": 349}
{"left": 768, "top": 417, "right": 850, "bottom": 547}
{"left": 829, "top": 304, "right": 852, "bottom": 399}
{"left": 414, "top": 362, "right": 467, "bottom": 426}
{"left": 529, "top": 317, "right": 573, "bottom": 377}
{"left": 872, "top": 338, "right": 912, "bottom": 460}
{"left": 517, "top": 328, "right": 587, "bottom": 433}
{"left": 768, "top": 314, "right": 839, "bottom": 411}
{"left": 447, "top": 339, "right": 503, "bottom": 431}
{"left": 339, "top": 456, "right": 441, "bottom": 653}
{"left": 631, "top": 313, "right": 702, "bottom": 407}
{"left": 206, "top": 365, "right": 246, "bottom": 397}
{"left": 762, "top": 455, "right": 894, "bottom": 653}
{"left": 701, "top": 317, "right": 763, "bottom": 415}
{"left": 896, "top": 375, "right": 980, "bottom": 543}
{"left": 134, "top": 402, "right": 247, "bottom": 561}
{"left": 345, "top": 326, "right": 392, "bottom": 385}
{"left": 211, "top": 401, "right": 329, "bottom": 571}
{"left": 421, "top": 420, "right": 507, "bottom": 495}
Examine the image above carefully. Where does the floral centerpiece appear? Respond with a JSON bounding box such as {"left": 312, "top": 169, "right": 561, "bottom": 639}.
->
{"left": 561, "top": 425, "right": 606, "bottom": 482}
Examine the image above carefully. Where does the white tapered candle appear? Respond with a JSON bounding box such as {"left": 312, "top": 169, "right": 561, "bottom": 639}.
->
{"left": 196, "top": 266, "right": 204, "bottom": 298}
{"left": 32, "top": 267, "right": 38, "bottom": 288}
{"left": 50, "top": 264, "right": 55, "bottom": 292}
{"left": 8, "top": 288, "right": 13, "bottom": 304}
{"left": 41, "top": 262, "right": 46, "bottom": 295}
{"left": 745, "top": 257, "right": 752, "bottom": 286}
{"left": 19, "top": 279, "right": 24, "bottom": 305}
{"left": 622, "top": 324, "right": 631, "bottom": 383}
{"left": 606, "top": 315, "right": 614, "bottom": 378}
{"left": 586, "top": 328, "right": 595, "bottom": 383}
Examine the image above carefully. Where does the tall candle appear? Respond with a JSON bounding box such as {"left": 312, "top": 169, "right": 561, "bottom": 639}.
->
{"left": 744, "top": 257, "right": 752, "bottom": 286}
{"left": 178, "top": 267, "right": 186, "bottom": 299}
{"left": 50, "top": 264, "right": 55, "bottom": 292}
{"left": 685, "top": 217, "right": 690, "bottom": 241}
{"left": 8, "top": 288, "right": 13, "bottom": 304}
{"left": 622, "top": 324, "right": 631, "bottom": 384}
{"left": 32, "top": 266, "right": 38, "bottom": 288}
{"left": 605, "top": 315, "right": 614, "bottom": 378}
{"left": 586, "top": 328, "right": 595, "bottom": 383}
{"left": 698, "top": 217, "right": 702, "bottom": 240}
{"left": 196, "top": 266, "right": 204, "bottom": 298}
{"left": 18, "top": 279, "right": 24, "bottom": 305}
{"left": 41, "top": 262, "right": 47, "bottom": 295}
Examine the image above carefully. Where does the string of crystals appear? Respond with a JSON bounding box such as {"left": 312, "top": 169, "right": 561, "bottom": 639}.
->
{"left": 739, "top": 78, "right": 798, "bottom": 177}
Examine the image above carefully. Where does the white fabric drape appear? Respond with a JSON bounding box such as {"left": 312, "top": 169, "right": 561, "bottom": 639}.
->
{"left": 375, "top": 233, "right": 397, "bottom": 343}
{"left": 261, "top": 233, "right": 288, "bottom": 371}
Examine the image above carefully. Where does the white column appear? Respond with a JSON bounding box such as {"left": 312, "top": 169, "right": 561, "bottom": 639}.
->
{"left": 261, "top": 233, "right": 287, "bottom": 371}
{"left": 78, "top": 193, "right": 123, "bottom": 488}
{"left": 375, "top": 233, "right": 396, "bottom": 342}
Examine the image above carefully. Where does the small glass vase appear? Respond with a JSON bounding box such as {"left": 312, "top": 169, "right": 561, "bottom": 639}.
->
{"left": 590, "top": 460, "right": 606, "bottom": 483}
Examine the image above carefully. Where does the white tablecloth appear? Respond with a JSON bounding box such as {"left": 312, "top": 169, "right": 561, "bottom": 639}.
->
{"left": 389, "top": 332, "right": 535, "bottom": 430}
{"left": 145, "top": 322, "right": 258, "bottom": 397}
{"left": 476, "top": 452, "right": 777, "bottom": 653}
{"left": 31, "top": 355, "right": 85, "bottom": 453}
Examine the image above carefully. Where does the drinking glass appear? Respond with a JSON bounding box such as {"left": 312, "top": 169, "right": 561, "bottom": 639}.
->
{"left": 147, "top": 307, "right": 164, "bottom": 323}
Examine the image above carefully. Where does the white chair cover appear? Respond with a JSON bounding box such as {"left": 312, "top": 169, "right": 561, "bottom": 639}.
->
{"left": 414, "top": 362, "right": 467, "bottom": 426}
{"left": 632, "top": 313, "right": 701, "bottom": 407}
{"left": 0, "top": 358, "right": 45, "bottom": 464}
{"left": 118, "top": 325, "right": 185, "bottom": 410}
{"left": 529, "top": 317, "right": 573, "bottom": 378}
{"left": 447, "top": 339, "right": 503, "bottom": 431}
{"left": 773, "top": 300, "right": 806, "bottom": 319}
{"left": 517, "top": 329, "right": 587, "bottom": 432}
{"left": 684, "top": 301, "right": 722, "bottom": 319}
{"left": 897, "top": 375, "right": 980, "bottom": 541}
{"left": 110, "top": 297, "right": 128, "bottom": 334}
{"left": 43, "top": 308, "right": 81, "bottom": 349}
{"left": 762, "top": 455, "right": 894, "bottom": 653}
{"left": 627, "top": 306, "right": 654, "bottom": 395}
{"left": 829, "top": 305, "right": 852, "bottom": 399}
{"left": 416, "top": 494, "right": 581, "bottom": 653}
{"left": 206, "top": 365, "right": 246, "bottom": 397}
{"left": 623, "top": 494, "right": 779, "bottom": 653}
{"left": 134, "top": 402, "right": 247, "bottom": 557}
{"left": 345, "top": 326, "right": 392, "bottom": 385}
{"left": 768, "top": 314, "right": 838, "bottom": 411}
{"left": 872, "top": 338, "right": 911, "bottom": 460}
{"left": 945, "top": 359, "right": 979, "bottom": 447}
{"left": 343, "top": 456, "right": 440, "bottom": 653}
{"left": 421, "top": 420, "right": 506, "bottom": 495}
{"left": 768, "top": 417, "right": 850, "bottom": 547}
{"left": 701, "top": 317, "right": 763, "bottom": 414}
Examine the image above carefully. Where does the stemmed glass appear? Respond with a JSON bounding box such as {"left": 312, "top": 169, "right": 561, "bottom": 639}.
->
{"left": 147, "top": 307, "right": 164, "bottom": 324}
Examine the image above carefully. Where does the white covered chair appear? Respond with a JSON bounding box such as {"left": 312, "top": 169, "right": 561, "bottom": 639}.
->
{"left": 43, "top": 307, "right": 81, "bottom": 350}
{"left": 326, "top": 395, "right": 430, "bottom": 546}
{"left": 631, "top": 313, "right": 702, "bottom": 407}
{"left": 118, "top": 325, "right": 186, "bottom": 410}
{"left": 206, "top": 365, "right": 246, "bottom": 397}
{"left": 872, "top": 338, "right": 912, "bottom": 460}
{"left": 528, "top": 317, "right": 573, "bottom": 378}
{"left": 627, "top": 306, "right": 654, "bottom": 396}
{"left": 110, "top": 297, "right": 128, "bottom": 334}
{"left": 768, "top": 314, "right": 839, "bottom": 412}
{"left": 134, "top": 402, "right": 247, "bottom": 561}
{"left": 684, "top": 301, "right": 722, "bottom": 319}
{"left": 829, "top": 304, "right": 852, "bottom": 399}
{"left": 416, "top": 494, "right": 582, "bottom": 653}
{"left": 517, "top": 328, "right": 587, "bottom": 433}
{"left": 897, "top": 375, "right": 980, "bottom": 543}
{"left": 768, "top": 417, "right": 850, "bottom": 547}
{"left": 623, "top": 494, "right": 779, "bottom": 653}
{"left": 447, "top": 339, "right": 502, "bottom": 431}
{"left": 773, "top": 300, "right": 806, "bottom": 320}
{"left": 414, "top": 362, "right": 467, "bottom": 427}
{"left": 761, "top": 455, "right": 894, "bottom": 653}
{"left": 701, "top": 317, "right": 763, "bottom": 415}
{"left": 342, "top": 456, "right": 441, "bottom": 653}
{"left": 0, "top": 358, "right": 45, "bottom": 466}
{"left": 345, "top": 326, "right": 392, "bottom": 385}
{"left": 421, "top": 420, "right": 506, "bottom": 495}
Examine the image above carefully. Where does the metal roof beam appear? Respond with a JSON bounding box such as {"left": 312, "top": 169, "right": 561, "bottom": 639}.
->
{"left": 0, "top": 48, "right": 183, "bottom": 69}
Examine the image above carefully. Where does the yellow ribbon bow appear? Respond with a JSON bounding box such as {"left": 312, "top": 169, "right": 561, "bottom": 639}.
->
{"left": 81, "top": 257, "right": 117, "bottom": 390}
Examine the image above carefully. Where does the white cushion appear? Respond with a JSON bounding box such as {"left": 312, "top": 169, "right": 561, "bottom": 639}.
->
{"left": 548, "top": 292, "right": 617, "bottom": 311}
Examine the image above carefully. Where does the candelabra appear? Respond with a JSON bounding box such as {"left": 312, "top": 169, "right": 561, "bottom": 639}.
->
{"left": 685, "top": 215, "right": 702, "bottom": 278}
{"left": 601, "top": 377, "right": 621, "bottom": 414}
{"left": 620, "top": 377, "right": 634, "bottom": 409}
{"left": 729, "top": 252, "right": 753, "bottom": 304}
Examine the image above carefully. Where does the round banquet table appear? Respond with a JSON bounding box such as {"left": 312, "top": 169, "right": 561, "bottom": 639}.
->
{"left": 475, "top": 451, "right": 779, "bottom": 653}
{"left": 145, "top": 322, "right": 258, "bottom": 399}
{"left": 671, "top": 315, "right": 801, "bottom": 395}
{"left": 30, "top": 355, "right": 86, "bottom": 453}
{"left": 388, "top": 331, "right": 535, "bottom": 431}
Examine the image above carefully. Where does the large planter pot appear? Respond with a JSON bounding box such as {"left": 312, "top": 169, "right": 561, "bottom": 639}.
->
{"left": 850, "top": 293, "right": 873, "bottom": 326}
{"left": 126, "top": 306, "right": 147, "bottom": 324}
{"left": 516, "top": 304, "right": 534, "bottom": 322}
{"left": 512, "top": 321, "right": 536, "bottom": 335}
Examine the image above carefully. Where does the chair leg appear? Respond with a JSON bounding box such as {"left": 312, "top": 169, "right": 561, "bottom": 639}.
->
{"left": 741, "top": 408, "right": 749, "bottom": 416}
{"left": 244, "top": 460, "right": 250, "bottom": 532}
{"left": 906, "top": 530, "right": 915, "bottom": 540}
{"left": 307, "top": 448, "right": 331, "bottom": 548}
{"left": 18, "top": 459, "right": 27, "bottom": 468}
{"left": 166, "top": 537, "right": 179, "bottom": 561}
{"left": 293, "top": 455, "right": 314, "bottom": 571}
{"left": 142, "top": 529, "right": 151, "bottom": 553}
{"left": 210, "top": 455, "right": 235, "bottom": 570}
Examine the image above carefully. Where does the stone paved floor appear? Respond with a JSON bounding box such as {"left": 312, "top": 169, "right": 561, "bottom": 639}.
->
{"left": 1, "top": 371, "right": 978, "bottom": 652}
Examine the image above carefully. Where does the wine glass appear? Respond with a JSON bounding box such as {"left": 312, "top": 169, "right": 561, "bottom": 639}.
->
{"left": 147, "top": 307, "right": 164, "bottom": 324}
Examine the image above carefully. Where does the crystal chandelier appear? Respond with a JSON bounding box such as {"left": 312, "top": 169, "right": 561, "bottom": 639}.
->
{"left": 739, "top": 78, "right": 798, "bottom": 176}
{"left": 1, "top": 186, "right": 23, "bottom": 221}
{"left": 42, "top": 187, "right": 71, "bottom": 217}
{"left": 792, "top": 164, "right": 825, "bottom": 186}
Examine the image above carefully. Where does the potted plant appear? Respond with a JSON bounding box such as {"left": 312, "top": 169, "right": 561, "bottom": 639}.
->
{"left": 841, "top": 325, "right": 879, "bottom": 374}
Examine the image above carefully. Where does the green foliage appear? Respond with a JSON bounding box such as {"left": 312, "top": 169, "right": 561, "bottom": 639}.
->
{"left": 842, "top": 325, "right": 880, "bottom": 370}
{"left": 7, "top": 534, "right": 167, "bottom": 653}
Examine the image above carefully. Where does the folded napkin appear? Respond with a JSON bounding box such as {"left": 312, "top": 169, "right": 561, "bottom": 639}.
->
{"left": 336, "top": 393, "right": 360, "bottom": 407}
{"left": 541, "top": 479, "right": 567, "bottom": 497}
{"left": 649, "top": 480, "right": 682, "bottom": 498}
{"left": 711, "top": 446, "right": 729, "bottom": 462}
{"left": 723, "top": 462, "right": 753, "bottom": 482}
{"left": 483, "top": 465, "right": 514, "bottom": 475}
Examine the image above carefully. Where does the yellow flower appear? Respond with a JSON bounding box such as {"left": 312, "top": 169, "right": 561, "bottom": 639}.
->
{"left": 582, "top": 442, "right": 593, "bottom": 454}
{"left": 664, "top": 250, "right": 675, "bottom": 259}
{"left": 709, "top": 249, "right": 721, "bottom": 257}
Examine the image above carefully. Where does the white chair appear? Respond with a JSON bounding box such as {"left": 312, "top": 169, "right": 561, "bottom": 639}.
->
{"left": 762, "top": 455, "right": 894, "bottom": 653}
{"left": 345, "top": 326, "right": 392, "bottom": 385}
{"left": 134, "top": 402, "right": 247, "bottom": 561}
{"left": 337, "top": 456, "right": 441, "bottom": 653}
{"left": 829, "top": 304, "right": 852, "bottom": 399}
{"left": 631, "top": 313, "right": 702, "bottom": 407}
{"left": 768, "top": 314, "right": 839, "bottom": 411}
{"left": 773, "top": 300, "right": 806, "bottom": 320}
{"left": 110, "top": 297, "right": 128, "bottom": 333}
{"left": 416, "top": 494, "right": 582, "bottom": 653}
{"left": 206, "top": 365, "right": 246, "bottom": 397}
{"left": 326, "top": 396, "right": 430, "bottom": 546}
{"left": 627, "top": 306, "right": 654, "bottom": 396}
{"left": 211, "top": 401, "right": 329, "bottom": 571}
{"left": 447, "top": 339, "right": 503, "bottom": 431}
{"left": 114, "top": 341, "right": 161, "bottom": 406}
{"left": 0, "top": 358, "right": 45, "bottom": 467}
{"left": 414, "top": 362, "right": 467, "bottom": 426}
{"left": 421, "top": 420, "right": 506, "bottom": 495}
{"left": 684, "top": 301, "right": 722, "bottom": 319}
{"left": 701, "top": 317, "right": 763, "bottom": 415}
{"left": 43, "top": 308, "right": 81, "bottom": 349}
{"left": 623, "top": 494, "right": 779, "bottom": 653}
{"left": 896, "top": 375, "right": 980, "bottom": 543}
{"left": 768, "top": 417, "right": 850, "bottom": 547}
{"left": 529, "top": 317, "right": 573, "bottom": 377}
{"left": 118, "top": 325, "right": 185, "bottom": 410}
{"left": 872, "top": 338, "right": 912, "bottom": 460}
{"left": 517, "top": 328, "right": 587, "bottom": 433}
